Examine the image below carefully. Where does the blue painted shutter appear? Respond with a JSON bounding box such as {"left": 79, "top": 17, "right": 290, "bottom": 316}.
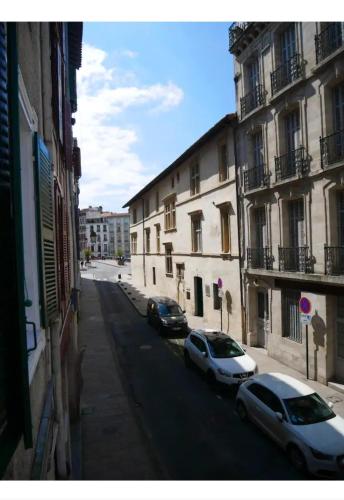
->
{"left": 34, "top": 133, "right": 58, "bottom": 326}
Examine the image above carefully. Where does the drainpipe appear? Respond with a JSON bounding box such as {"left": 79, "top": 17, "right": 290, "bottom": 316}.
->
{"left": 233, "top": 125, "right": 246, "bottom": 343}
{"left": 142, "top": 198, "right": 146, "bottom": 287}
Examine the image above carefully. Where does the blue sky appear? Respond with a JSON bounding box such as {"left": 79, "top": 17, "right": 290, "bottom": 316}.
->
{"left": 75, "top": 22, "right": 235, "bottom": 212}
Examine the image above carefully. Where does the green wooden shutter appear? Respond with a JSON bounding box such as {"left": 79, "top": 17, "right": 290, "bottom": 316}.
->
{"left": 34, "top": 133, "right": 58, "bottom": 327}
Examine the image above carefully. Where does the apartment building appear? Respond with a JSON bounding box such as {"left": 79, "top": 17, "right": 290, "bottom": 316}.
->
{"left": 124, "top": 115, "right": 243, "bottom": 338}
{"left": 0, "top": 22, "right": 83, "bottom": 478}
{"left": 106, "top": 213, "right": 130, "bottom": 259}
{"left": 79, "top": 207, "right": 130, "bottom": 259}
{"left": 230, "top": 22, "right": 344, "bottom": 384}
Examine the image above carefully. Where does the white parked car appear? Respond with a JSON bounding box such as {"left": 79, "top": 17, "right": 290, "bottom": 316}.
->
{"left": 184, "top": 329, "right": 257, "bottom": 386}
{"left": 236, "top": 372, "right": 344, "bottom": 478}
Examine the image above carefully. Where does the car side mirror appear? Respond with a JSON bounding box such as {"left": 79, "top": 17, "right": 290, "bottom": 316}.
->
{"left": 328, "top": 401, "right": 334, "bottom": 409}
{"left": 202, "top": 351, "right": 207, "bottom": 358}
{"left": 275, "top": 412, "right": 283, "bottom": 422}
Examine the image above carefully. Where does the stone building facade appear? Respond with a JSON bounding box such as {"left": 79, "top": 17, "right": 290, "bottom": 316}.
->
{"left": 230, "top": 22, "right": 344, "bottom": 384}
{"left": 124, "top": 115, "right": 243, "bottom": 338}
{"left": 0, "top": 22, "right": 82, "bottom": 479}
{"left": 79, "top": 206, "right": 130, "bottom": 259}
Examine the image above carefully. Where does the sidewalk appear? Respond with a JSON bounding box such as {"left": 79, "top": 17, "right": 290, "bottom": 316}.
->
{"left": 78, "top": 277, "right": 160, "bottom": 479}
{"left": 117, "top": 277, "right": 344, "bottom": 419}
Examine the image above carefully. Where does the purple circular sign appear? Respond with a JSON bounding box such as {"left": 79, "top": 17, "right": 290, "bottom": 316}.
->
{"left": 299, "top": 297, "right": 311, "bottom": 314}
{"left": 217, "top": 278, "right": 223, "bottom": 289}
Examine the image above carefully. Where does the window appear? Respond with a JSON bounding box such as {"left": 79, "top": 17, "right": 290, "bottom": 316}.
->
{"left": 176, "top": 172, "right": 180, "bottom": 182}
{"left": 220, "top": 205, "right": 231, "bottom": 253}
{"left": 145, "top": 228, "right": 150, "bottom": 254}
{"left": 285, "top": 109, "right": 300, "bottom": 154}
{"left": 190, "top": 335, "right": 207, "bottom": 353}
{"left": 145, "top": 198, "right": 150, "bottom": 218}
{"left": 165, "top": 244, "right": 173, "bottom": 275}
{"left": 152, "top": 267, "right": 156, "bottom": 285}
{"left": 218, "top": 143, "right": 228, "bottom": 181}
{"left": 103, "top": 234, "right": 107, "bottom": 242}
{"left": 131, "top": 233, "right": 137, "bottom": 254}
{"left": 171, "top": 176, "right": 175, "bottom": 188}
{"left": 98, "top": 244, "right": 101, "bottom": 252}
{"left": 90, "top": 225, "right": 94, "bottom": 232}
{"left": 156, "top": 224, "right": 161, "bottom": 253}
{"left": 164, "top": 198, "right": 176, "bottom": 230}
{"left": 190, "top": 163, "right": 200, "bottom": 195}
{"left": 97, "top": 235, "right": 101, "bottom": 242}
{"left": 176, "top": 263, "right": 184, "bottom": 279}
{"left": 132, "top": 208, "right": 137, "bottom": 224}
{"left": 191, "top": 215, "right": 202, "bottom": 253}
{"left": 282, "top": 289, "right": 301, "bottom": 342}
{"left": 248, "top": 383, "right": 285, "bottom": 415}
{"left": 104, "top": 244, "right": 108, "bottom": 253}
{"left": 156, "top": 191, "right": 159, "bottom": 211}
{"left": 103, "top": 225, "right": 107, "bottom": 231}
{"left": 97, "top": 224, "right": 100, "bottom": 232}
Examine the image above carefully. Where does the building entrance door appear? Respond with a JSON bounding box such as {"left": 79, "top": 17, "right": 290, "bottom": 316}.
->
{"left": 335, "top": 296, "right": 344, "bottom": 382}
{"left": 257, "top": 290, "right": 269, "bottom": 347}
{"left": 194, "top": 276, "right": 204, "bottom": 317}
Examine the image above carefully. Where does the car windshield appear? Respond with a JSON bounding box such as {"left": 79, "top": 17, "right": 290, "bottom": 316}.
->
{"left": 206, "top": 337, "right": 245, "bottom": 358}
{"left": 283, "top": 393, "right": 336, "bottom": 425}
{"left": 158, "top": 303, "right": 183, "bottom": 316}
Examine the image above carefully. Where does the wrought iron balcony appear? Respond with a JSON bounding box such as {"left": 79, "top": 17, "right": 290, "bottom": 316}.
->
{"left": 315, "top": 23, "right": 343, "bottom": 64}
{"left": 325, "top": 246, "right": 344, "bottom": 275}
{"left": 275, "top": 146, "right": 308, "bottom": 182}
{"left": 247, "top": 247, "right": 273, "bottom": 270}
{"left": 279, "top": 246, "right": 312, "bottom": 273}
{"left": 244, "top": 164, "right": 268, "bottom": 191}
{"left": 240, "top": 84, "right": 265, "bottom": 118}
{"left": 320, "top": 130, "right": 344, "bottom": 168}
{"left": 228, "top": 22, "right": 251, "bottom": 50}
{"left": 271, "top": 53, "right": 302, "bottom": 95}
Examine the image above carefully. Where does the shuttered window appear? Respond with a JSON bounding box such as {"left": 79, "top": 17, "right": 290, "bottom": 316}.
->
{"left": 34, "top": 133, "right": 58, "bottom": 326}
{"left": 0, "top": 22, "right": 33, "bottom": 476}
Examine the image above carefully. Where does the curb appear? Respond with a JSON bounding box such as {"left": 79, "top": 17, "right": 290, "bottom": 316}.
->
{"left": 117, "top": 281, "right": 147, "bottom": 317}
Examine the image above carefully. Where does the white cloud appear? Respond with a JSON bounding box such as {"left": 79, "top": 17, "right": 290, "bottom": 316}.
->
{"left": 74, "top": 43, "right": 184, "bottom": 210}
{"left": 121, "top": 49, "right": 138, "bottom": 58}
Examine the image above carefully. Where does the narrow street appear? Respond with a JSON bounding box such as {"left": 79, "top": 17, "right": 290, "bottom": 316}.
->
{"left": 80, "top": 261, "right": 305, "bottom": 480}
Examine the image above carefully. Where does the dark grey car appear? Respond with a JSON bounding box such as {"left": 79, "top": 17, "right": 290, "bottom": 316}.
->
{"left": 147, "top": 297, "right": 188, "bottom": 336}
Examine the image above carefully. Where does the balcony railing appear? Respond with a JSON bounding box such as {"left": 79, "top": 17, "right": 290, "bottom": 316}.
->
{"left": 315, "top": 23, "right": 343, "bottom": 64}
{"left": 271, "top": 53, "right": 302, "bottom": 95}
{"left": 244, "top": 164, "right": 268, "bottom": 191}
{"left": 279, "top": 246, "right": 312, "bottom": 273}
{"left": 247, "top": 247, "right": 273, "bottom": 270}
{"left": 228, "top": 22, "right": 251, "bottom": 50}
{"left": 240, "top": 84, "right": 265, "bottom": 118}
{"left": 320, "top": 130, "right": 344, "bottom": 167}
{"left": 325, "top": 246, "right": 344, "bottom": 275}
{"left": 275, "top": 146, "right": 308, "bottom": 182}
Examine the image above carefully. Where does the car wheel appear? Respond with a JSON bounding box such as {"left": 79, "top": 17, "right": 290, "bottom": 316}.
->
{"left": 287, "top": 445, "right": 307, "bottom": 474}
{"left": 184, "top": 350, "right": 192, "bottom": 368}
{"left": 236, "top": 400, "right": 248, "bottom": 421}
{"left": 206, "top": 370, "right": 216, "bottom": 387}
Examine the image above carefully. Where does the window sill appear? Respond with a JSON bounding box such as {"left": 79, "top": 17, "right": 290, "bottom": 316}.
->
{"left": 166, "top": 273, "right": 173, "bottom": 278}
{"left": 269, "top": 75, "right": 304, "bottom": 104}
{"left": 164, "top": 228, "right": 177, "bottom": 233}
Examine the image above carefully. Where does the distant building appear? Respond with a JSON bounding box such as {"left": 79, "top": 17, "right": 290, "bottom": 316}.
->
{"left": 79, "top": 207, "right": 130, "bottom": 259}
{"left": 123, "top": 115, "right": 243, "bottom": 337}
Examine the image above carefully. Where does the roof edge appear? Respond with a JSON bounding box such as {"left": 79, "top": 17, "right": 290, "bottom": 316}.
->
{"left": 123, "top": 113, "right": 237, "bottom": 208}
